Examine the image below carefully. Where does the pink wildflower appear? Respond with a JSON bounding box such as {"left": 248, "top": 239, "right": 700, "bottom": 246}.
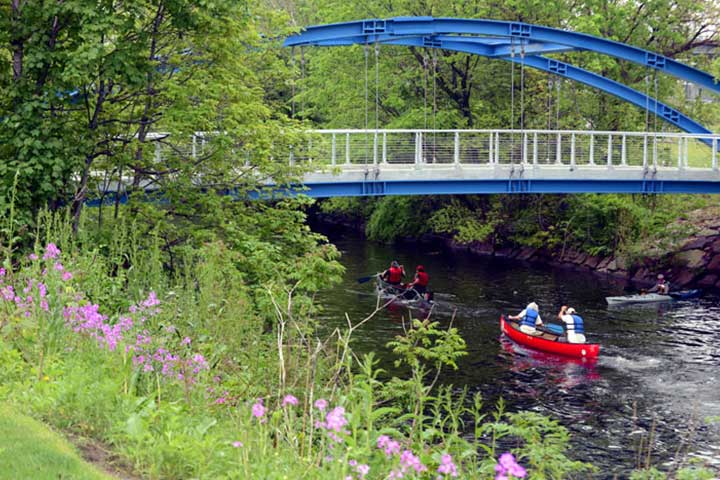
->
{"left": 314, "top": 398, "right": 328, "bottom": 411}
{"left": 252, "top": 399, "right": 266, "bottom": 420}
{"left": 62, "top": 271, "right": 73, "bottom": 281}
{"left": 282, "top": 394, "right": 299, "bottom": 407}
{"left": 325, "top": 406, "right": 348, "bottom": 433}
{"left": 377, "top": 435, "right": 401, "bottom": 457}
{"left": 181, "top": 336, "right": 191, "bottom": 346}
{"left": 53, "top": 262, "right": 64, "bottom": 272}
{"left": 494, "top": 453, "right": 526, "bottom": 480}
{"left": 43, "top": 243, "right": 60, "bottom": 260}
{"left": 28, "top": 253, "right": 38, "bottom": 261}
{"left": 232, "top": 441, "right": 243, "bottom": 448}
{"left": 356, "top": 464, "right": 370, "bottom": 477}
{"left": 437, "top": 453, "right": 459, "bottom": 477}
{"left": 399, "top": 450, "right": 427, "bottom": 474}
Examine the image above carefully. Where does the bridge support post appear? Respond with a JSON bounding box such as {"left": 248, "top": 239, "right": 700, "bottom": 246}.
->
{"left": 495, "top": 132, "right": 500, "bottom": 164}
{"left": 346, "top": 133, "right": 351, "bottom": 165}
{"left": 382, "top": 132, "right": 387, "bottom": 164}
{"left": 607, "top": 134, "right": 613, "bottom": 168}
{"left": 192, "top": 135, "right": 197, "bottom": 159}
{"left": 373, "top": 132, "right": 378, "bottom": 165}
{"left": 642, "top": 136, "right": 648, "bottom": 169}
{"left": 570, "top": 133, "right": 576, "bottom": 169}
{"left": 489, "top": 133, "right": 494, "bottom": 164}
{"left": 652, "top": 135, "right": 658, "bottom": 170}
{"left": 713, "top": 138, "right": 718, "bottom": 171}
{"left": 555, "top": 133, "right": 562, "bottom": 164}
{"left": 522, "top": 133, "right": 528, "bottom": 164}
{"left": 453, "top": 131, "right": 460, "bottom": 165}
{"left": 415, "top": 132, "right": 422, "bottom": 166}
{"left": 621, "top": 135, "right": 627, "bottom": 166}
{"left": 532, "top": 133, "right": 538, "bottom": 167}
{"left": 677, "top": 137, "right": 682, "bottom": 170}
{"left": 331, "top": 134, "right": 336, "bottom": 166}
{"left": 589, "top": 134, "right": 595, "bottom": 165}
{"left": 684, "top": 137, "right": 689, "bottom": 169}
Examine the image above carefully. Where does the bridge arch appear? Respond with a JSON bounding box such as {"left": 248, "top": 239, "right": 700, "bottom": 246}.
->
{"left": 283, "top": 17, "right": 718, "bottom": 137}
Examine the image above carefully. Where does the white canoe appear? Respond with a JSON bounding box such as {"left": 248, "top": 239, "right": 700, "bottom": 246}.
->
{"left": 605, "top": 293, "right": 672, "bottom": 305}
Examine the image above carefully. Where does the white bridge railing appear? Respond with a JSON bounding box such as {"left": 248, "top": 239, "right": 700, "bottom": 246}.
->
{"left": 291, "top": 129, "right": 720, "bottom": 171}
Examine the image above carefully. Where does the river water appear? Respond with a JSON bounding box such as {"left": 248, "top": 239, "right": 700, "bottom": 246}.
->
{"left": 314, "top": 224, "right": 720, "bottom": 478}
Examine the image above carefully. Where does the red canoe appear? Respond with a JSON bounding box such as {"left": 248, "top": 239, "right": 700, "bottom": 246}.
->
{"left": 500, "top": 315, "right": 600, "bottom": 360}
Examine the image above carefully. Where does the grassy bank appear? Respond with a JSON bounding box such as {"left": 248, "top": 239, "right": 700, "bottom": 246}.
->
{"left": 0, "top": 403, "right": 112, "bottom": 480}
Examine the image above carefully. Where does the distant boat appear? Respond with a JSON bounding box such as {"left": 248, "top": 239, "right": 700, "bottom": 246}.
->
{"left": 605, "top": 289, "right": 701, "bottom": 305}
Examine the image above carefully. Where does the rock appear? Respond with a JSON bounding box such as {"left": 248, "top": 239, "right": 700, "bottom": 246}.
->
{"left": 672, "top": 249, "right": 707, "bottom": 270}
{"left": 596, "top": 257, "right": 611, "bottom": 270}
{"left": 706, "top": 254, "right": 720, "bottom": 272}
{"left": 584, "top": 256, "right": 601, "bottom": 269}
{"left": 516, "top": 247, "right": 535, "bottom": 261}
{"left": 672, "top": 270, "right": 697, "bottom": 287}
{"left": 604, "top": 259, "right": 618, "bottom": 272}
{"left": 681, "top": 237, "right": 710, "bottom": 251}
{"left": 698, "top": 274, "right": 718, "bottom": 287}
{"left": 632, "top": 267, "right": 650, "bottom": 282}
{"left": 711, "top": 238, "right": 720, "bottom": 253}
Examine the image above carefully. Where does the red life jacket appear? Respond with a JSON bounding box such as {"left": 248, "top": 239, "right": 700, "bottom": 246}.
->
{"left": 387, "top": 266, "right": 403, "bottom": 283}
{"left": 415, "top": 271, "right": 429, "bottom": 287}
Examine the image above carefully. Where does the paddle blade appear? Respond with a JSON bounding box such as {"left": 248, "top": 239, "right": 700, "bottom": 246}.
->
{"left": 357, "top": 275, "right": 377, "bottom": 284}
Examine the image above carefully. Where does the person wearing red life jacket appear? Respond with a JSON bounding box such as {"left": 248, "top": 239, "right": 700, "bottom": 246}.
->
{"left": 408, "top": 265, "right": 430, "bottom": 296}
{"left": 381, "top": 260, "right": 405, "bottom": 286}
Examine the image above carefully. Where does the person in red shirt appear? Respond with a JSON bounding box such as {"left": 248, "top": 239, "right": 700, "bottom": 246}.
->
{"left": 381, "top": 260, "right": 405, "bottom": 286}
{"left": 407, "top": 265, "right": 430, "bottom": 297}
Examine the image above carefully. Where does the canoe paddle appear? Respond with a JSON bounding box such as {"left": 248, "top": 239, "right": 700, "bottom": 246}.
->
{"left": 357, "top": 274, "right": 379, "bottom": 284}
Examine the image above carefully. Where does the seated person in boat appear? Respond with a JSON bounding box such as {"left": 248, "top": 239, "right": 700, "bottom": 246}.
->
{"left": 508, "top": 302, "right": 543, "bottom": 335}
{"left": 407, "top": 265, "right": 430, "bottom": 296}
{"left": 647, "top": 274, "right": 670, "bottom": 295}
{"left": 557, "top": 306, "right": 586, "bottom": 344}
{"left": 381, "top": 260, "right": 406, "bottom": 286}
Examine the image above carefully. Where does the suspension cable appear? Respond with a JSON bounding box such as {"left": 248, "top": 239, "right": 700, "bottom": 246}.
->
{"left": 644, "top": 70, "right": 650, "bottom": 132}
{"left": 510, "top": 38, "right": 515, "bottom": 132}
{"left": 423, "top": 51, "right": 428, "bottom": 130}
{"left": 520, "top": 42, "right": 525, "bottom": 132}
{"left": 375, "top": 42, "right": 380, "bottom": 132}
{"left": 556, "top": 76, "right": 561, "bottom": 130}
{"left": 300, "top": 48, "right": 305, "bottom": 119}
{"left": 364, "top": 42, "right": 369, "bottom": 166}
{"left": 432, "top": 48, "right": 438, "bottom": 162}
{"left": 290, "top": 47, "right": 295, "bottom": 119}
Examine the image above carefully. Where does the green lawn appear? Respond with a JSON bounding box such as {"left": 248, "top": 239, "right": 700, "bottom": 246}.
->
{"left": 0, "top": 404, "right": 113, "bottom": 480}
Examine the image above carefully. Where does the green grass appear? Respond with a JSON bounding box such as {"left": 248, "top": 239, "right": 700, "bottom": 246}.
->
{"left": 0, "top": 404, "right": 113, "bottom": 480}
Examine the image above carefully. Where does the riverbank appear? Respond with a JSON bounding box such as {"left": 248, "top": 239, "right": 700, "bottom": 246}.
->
{"left": 312, "top": 202, "right": 720, "bottom": 293}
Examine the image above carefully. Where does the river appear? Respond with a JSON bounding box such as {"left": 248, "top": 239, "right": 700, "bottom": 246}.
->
{"left": 314, "top": 224, "right": 720, "bottom": 478}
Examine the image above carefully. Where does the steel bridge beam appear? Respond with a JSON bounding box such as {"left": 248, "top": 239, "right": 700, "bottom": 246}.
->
{"left": 283, "top": 17, "right": 720, "bottom": 95}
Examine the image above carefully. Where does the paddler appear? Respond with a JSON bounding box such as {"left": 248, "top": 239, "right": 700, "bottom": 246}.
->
{"left": 508, "top": 302, "right": 543, "bottom": 335}
{"left": 557, "top": 306, "right": 586, "bottom": 344}
{"left": 407, "top": 265, "right": 429, "bottom": 295}
{"left": 647, "top": 274, "right": 670, "bottom": 295}
{"left": 381, "top": 260, "right": 406, "bottom": 286}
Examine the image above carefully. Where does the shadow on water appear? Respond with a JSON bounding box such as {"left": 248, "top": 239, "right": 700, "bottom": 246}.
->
{"left": 313, "top": 223, "right": 720, "bottom": 477}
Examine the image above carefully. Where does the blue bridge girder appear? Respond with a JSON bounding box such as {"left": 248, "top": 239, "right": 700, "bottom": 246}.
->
{"left": 283, "top": 16, "right": 718, "bottom": 140}
{"left": 283, "top": 17, "right": 720, "bottom": 94}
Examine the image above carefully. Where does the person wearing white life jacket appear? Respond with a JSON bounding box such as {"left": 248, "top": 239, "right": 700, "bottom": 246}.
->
{"left": 647, "top": 274, "right": 670, "bottom": 295}
{"left": 558, "top": 306, "right": 586, "bottom": 344}
{"left": 509, "top": 302, "right": 543, "bottom": 335}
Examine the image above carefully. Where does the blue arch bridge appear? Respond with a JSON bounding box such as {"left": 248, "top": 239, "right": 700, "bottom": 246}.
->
{"left": 274, "top": 17, "right": 720, "bottom": 196}
{"left": 96, "top": 17, "right": 720, "bottom": 200}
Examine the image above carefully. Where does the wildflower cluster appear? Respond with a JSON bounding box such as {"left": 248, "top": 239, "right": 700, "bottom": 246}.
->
{"left": 494, "top": 453, "right": 527, "bottom": 480}
{"left": 377, "top": 435, "right": 431, "bottom": 478}
{"left": 346, "top": 459, "right": 370, "bottom": 480}
{"left": 314, "top": 402, "right": 350, "bottom": 443}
